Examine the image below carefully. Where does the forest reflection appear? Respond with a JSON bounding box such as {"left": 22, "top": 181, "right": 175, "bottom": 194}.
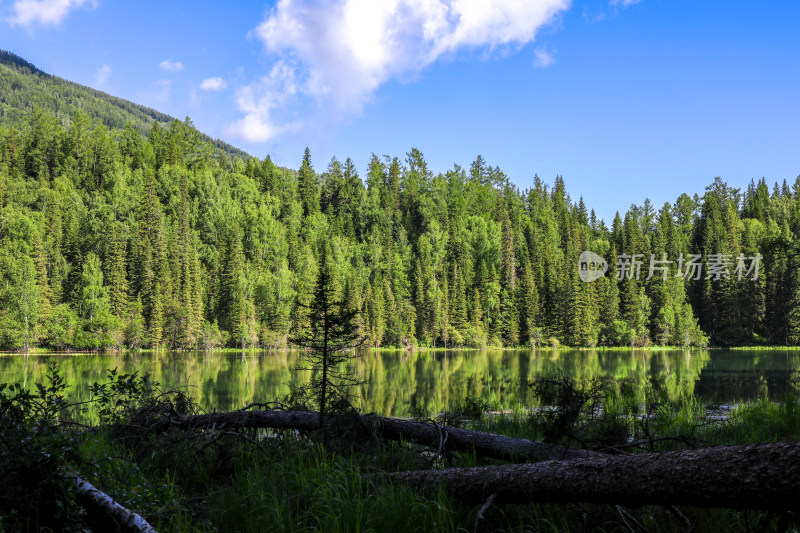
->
{"left": 2, "top": 349, "right": 799, "bottom": 416}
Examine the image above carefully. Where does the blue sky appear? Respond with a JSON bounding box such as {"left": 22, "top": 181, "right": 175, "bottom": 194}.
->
{"left": 2, "top": 0, "right": 799, "bottom": 222}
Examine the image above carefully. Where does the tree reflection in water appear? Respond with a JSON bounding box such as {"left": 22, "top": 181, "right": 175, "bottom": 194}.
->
{"left": 1, "top": 349, "right": 799, "bottom": 416}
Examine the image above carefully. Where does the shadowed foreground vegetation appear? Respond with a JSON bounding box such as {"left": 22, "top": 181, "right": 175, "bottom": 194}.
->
{"left": 2, "top": 365, "right": 799, "bottom": 532}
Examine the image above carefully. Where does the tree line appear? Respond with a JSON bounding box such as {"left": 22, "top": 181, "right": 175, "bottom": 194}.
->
{"left": 0, "top": 106, "right": 798, "bottom": 350}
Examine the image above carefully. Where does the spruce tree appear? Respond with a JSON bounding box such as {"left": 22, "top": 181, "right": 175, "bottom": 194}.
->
{"left": 298, "top": 147, "right": 319, "bottom": 217}
{"left": 291, "top": 248, "right": 363, "bottom": 432}
{"left": 106, "top": 221, "right": 128, "bottom": 318}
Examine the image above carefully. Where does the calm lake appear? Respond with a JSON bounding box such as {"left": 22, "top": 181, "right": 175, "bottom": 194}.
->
{"left": 1, "top": 349, "right": 799, "bottom": 416}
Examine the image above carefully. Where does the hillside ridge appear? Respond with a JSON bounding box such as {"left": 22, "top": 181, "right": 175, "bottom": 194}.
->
{"left": 0, "top": 50, "right": 249, "bottom": 160}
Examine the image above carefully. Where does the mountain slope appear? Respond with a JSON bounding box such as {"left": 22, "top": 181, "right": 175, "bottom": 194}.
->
{"left": 0, "top": 50, "right": 249, "bottom": 160}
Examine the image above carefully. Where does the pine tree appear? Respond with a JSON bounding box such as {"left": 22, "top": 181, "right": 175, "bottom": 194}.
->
{"left": 219, "top": 225, "right": 249, "bottom": 346}
{"left": 106, "top": 221, "right": 128, "bottom": 317}
{"left": 386, "top": 250, "right": 416, "bottom": 347}
{"left": 367, "top": 274, "right": 386, "bottom": 347}
{"left": 298, "top": 147, "right": 319, "bottom": 217}
{"left": 291, "top": 249, "right": 364, "bottom": 432}
{"left": 32, "top": 230, "right": 52, "bottom": 325}
{"left": 149, "top": 283, "right": 164, "bottom": 349}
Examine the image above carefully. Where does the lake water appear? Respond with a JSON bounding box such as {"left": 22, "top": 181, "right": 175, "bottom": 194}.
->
{"left": 1, "top": 349, "right": 798, "bottom": 416}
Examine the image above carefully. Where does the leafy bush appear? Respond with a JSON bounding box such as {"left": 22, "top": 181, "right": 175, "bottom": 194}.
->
{"left": 89, "top": 367, "right": 157, "bottom": 424}
{"left": 0, "top": 364, "right": 86, "bottom": 531}
{"left": 0, "top": 364, "right": 187, "bottom": 530}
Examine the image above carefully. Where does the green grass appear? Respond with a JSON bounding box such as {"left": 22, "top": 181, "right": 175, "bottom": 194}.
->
{"left": 727, "top": 345, "right": 800, "bottom": 350}
{"left": 209, "top": 442, "right": 462, "bottom": 533}
{"left": 78, "top": 432, "right": 198, "bottom": 531}
{"left": 466, "top": 382, "right": 800, "bottom": 452}
{"left": 704, "top": 392, "right": 800, "bottom": 444}
{"left": 76, "top": 423, "right": 793, "bottom": 533}
{"left": 76, "top": 430, "right": 474, "bottom": 533}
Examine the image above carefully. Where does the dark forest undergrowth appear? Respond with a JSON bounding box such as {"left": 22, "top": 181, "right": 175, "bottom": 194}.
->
{"left": 2, "top": 365, "right": 800, "bottom": 532}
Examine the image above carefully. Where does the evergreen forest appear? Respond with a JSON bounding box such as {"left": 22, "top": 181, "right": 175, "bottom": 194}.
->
{"left": 1, "top": 51, "right": 799, "bottom": 351}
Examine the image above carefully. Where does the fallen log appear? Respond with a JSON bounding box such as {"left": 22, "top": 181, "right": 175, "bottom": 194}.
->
{"left": 140, "top": 409, "right": 596, "bottom": 461}
{"left": 74, "top": 475, "right": 157, "bottom": 533}
{"left": 367, "top": 414, "right": 596, "bottom": 461}
{"left": 385, "top": 441, "right": 800, "bottom": 511}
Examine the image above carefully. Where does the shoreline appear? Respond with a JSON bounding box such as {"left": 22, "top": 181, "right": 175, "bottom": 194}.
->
{"left": 3, "top": 344, "right": 800, "bottom": 356}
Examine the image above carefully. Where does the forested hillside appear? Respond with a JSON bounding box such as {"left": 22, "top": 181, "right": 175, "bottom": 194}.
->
{"left": 0, "top": 50, "right": 248, "bottom": 160}
{"left": 0, "top": 59, "right": 798, "bottom": 350}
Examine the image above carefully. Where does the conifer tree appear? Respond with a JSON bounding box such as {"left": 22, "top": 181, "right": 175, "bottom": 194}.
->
{"left": 291, "top": 248, "right": 363, "bottom": 432}
{"left": 149, "top": 282, "right": 164, "bottom": 349}
{"left": 32, "top": 230, "right": 52, "bottom": 325}
{"left": 298, "top": 147, "right": 319, "bottom": 217}
{"left": 106, "top": 222, "right": 128, "bottom": 318}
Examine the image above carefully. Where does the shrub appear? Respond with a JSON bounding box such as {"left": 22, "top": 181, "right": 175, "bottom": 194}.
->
{"left": 0, "top": 364, "right": 86, "bottom": 531}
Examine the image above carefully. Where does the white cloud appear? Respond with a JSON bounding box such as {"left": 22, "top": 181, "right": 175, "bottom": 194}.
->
{"left": 225, "top": 61, "right": 302, "bottom": 143}
{"left": 94, "top": 64, "right": 111, "bottom": 87}
{"left": 7, "top": 0, "right": 94, "bottom": 27}
{"left": 233, "top": 0, "right": 570, "bottom": 142}
{"left": 159, "top": 60, "right": 184, "bottom": 72}
{"left": 256, "top": 0, "right": 569, "bottom": 111}
{"left": 533, "top": 47, "right": 555, "bottom": 68}
{"left": 200, "top": 77, "right": 227, "bottom": 91}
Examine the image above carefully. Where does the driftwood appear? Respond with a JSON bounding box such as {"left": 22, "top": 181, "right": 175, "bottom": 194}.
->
{"left": 74, "top": 475, "right": 157, "bottom": 533}
{"left": 140, "top": 409, "right": 596, "bottom": 461}
{"left": 385, "top": 441, "right": 800, "bottom": 511}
